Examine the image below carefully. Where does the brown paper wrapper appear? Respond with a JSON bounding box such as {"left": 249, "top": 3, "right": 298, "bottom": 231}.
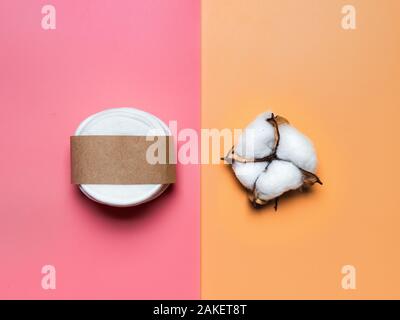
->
{"left": 71, "top": 136, "right": 176, "bottom": 184}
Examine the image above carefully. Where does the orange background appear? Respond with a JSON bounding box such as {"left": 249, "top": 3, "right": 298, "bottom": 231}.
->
{"left": 201, "top": 0, "right": 400, "bottom": 299}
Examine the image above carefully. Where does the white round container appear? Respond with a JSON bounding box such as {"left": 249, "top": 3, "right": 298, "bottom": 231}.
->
{"left": 74, "top": 107, "right": 171, "bottom": 207}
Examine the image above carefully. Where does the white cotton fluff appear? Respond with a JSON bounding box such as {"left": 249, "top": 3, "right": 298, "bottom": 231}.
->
{"left": 235, "top": 112, "right": 276, "bottom": 159}
{"left": 255, "top": 160, "right": 303, "bottom": 201}
{"left": 276, "top": 124, "right": 317, "bottom": 173}
{"left": 229, "top": 112, "right": 320, "bottom": 206}
{"left": 232, "top": 161, "right": 269, "bottom": 190}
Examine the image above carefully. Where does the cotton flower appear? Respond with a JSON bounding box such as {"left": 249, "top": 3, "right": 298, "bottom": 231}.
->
{"left": 235, "top": 112, "right": 275, "bottom": 159}
{"left": 276, "top": 124, "right": 317, "bottom": 173}
{"left": 223, "top": 112, "right": 322, "bottom": 210}
{"left": 232, "top": 161, "right": 269, "bottom": 190}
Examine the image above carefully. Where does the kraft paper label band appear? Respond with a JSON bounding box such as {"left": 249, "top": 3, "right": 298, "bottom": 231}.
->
{"left": 71, "top": 136, "right": 176, "bottom": 184}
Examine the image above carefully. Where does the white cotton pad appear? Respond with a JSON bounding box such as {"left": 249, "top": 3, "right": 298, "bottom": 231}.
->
{"left": 276, "top": 124, "right": 317, "bottom": 173}
{"left": 235, "top": 112, "right": 275, "bottom": 159}
{"left": 74, "top": 107, "right": 171, "bottom": 207}
{"left": 232, "top": 161, "right": 269, "bottom": 190}
{"left": 255, "top": 160, "right": 303, "bottom": 202}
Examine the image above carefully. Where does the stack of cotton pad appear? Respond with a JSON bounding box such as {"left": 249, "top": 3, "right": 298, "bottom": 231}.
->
{"left": 225, "top": 112, "right": 322, "bottom": 209}
{"left": 74, "top": 108, "right": 171, "bottom": 207}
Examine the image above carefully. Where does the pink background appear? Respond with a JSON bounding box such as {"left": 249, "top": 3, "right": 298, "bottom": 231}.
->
{"left": 0, "top": 0, "right": 200, "bottom": 299}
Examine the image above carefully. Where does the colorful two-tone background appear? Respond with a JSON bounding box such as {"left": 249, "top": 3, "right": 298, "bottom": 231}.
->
{"left": 0, "top": 0, "right": 399, "bottom": 299}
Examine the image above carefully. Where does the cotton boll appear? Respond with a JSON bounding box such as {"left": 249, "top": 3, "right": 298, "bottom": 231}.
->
{"left": 225, "top": 112, "right": 322, "bottom": 209}
{"left": 255, "top": 160, "right": 303, "bottom": 202}
{"left": 232, "top": 161, "right": 269, "bottom": 190}
{"left": 235, "top": 112, "right": 276, "bottom": 159}
{"left": 276, "top": 124, "right": 317, "bottom": 173}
